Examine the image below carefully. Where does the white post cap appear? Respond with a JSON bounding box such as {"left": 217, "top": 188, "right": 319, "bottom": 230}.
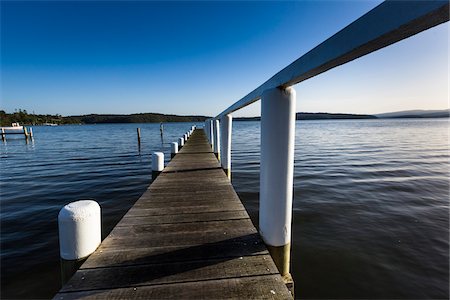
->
{"left": 152, "top": 152, "right": 164, "bottom": 171}
{"left": 58, "top": 200, "right": 101, "bottom": 260}
{"left": 178, "top": 137, "right": 184, "bottom": 146}
{"left": 171, "top": 142, "right": 178, "bottom": 154}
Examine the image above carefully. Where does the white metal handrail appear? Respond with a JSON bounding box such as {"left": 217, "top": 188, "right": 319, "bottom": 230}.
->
{"left": 215, "top": 0, "right": 449, "bottom": 119}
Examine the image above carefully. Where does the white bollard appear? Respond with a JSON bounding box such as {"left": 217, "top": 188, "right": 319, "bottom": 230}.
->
{"left": 220, "top": 114, "right": 232, "bottom": 179}
{"left": 171, "top": 142, "right": 178, "bottom": 159}
{"left": 152, "top": 152, "right": 164, "bottom": 180}
{"left": 29, "top": 127, "right": 34, "bottom": 139}
{"left": 184, "top": 133, "right": 188, "bottom": 142}
{"left": 178, "top": 137, "right": 184, "bottom": 151}
{"left": 213, "top": 119, "right": 221, "bottom": 160}
{"left": 58, "top": 200, "right": 101, "bottom": 283}
{"left": 259, "top": 87, "right": 296, "bottom": 278}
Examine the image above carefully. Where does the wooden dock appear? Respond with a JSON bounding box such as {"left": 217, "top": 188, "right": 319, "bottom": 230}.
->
{"left": 55, "top": 129, "right": 293, "bottom": 299}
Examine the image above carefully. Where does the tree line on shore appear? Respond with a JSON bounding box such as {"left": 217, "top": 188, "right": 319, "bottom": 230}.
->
{"left": 0, "top": 110, "right": 209, "bottom": 126}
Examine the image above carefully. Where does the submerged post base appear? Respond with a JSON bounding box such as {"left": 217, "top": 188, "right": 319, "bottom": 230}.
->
{"left": 266, "top": 243, "right": 294, "bottom": 296}
{"left": 152, "top": 170, "right": 161, "bottom": 181}
{"left": 223, "top": 168, "right": 231, "bottom": 180}
{"left": 60, "top": 257, "right": 88, "bottom": 285}
{"left": 282, "top": 272, "right": 295, "bottom": 298}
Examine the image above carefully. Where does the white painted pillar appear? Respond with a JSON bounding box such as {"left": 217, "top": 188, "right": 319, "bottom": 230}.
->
{"left": 58, "top": 200, "right": 101, "bottom": 283}
{"left": 183, "top": 133, "right": 188, "bottom": 143}
{"left": 170, "top": 142, "right": 178, "bottom": 159}
{"left": 213, "top": 119, "right": 220, "bottom": 160}
{"left": 178, "top": 137, "right": 184, "bottom": 151}
{"left": 152, "top": 152, "right": 164, "bottom": 180}
{"left": 209, "top": 119, "right": 214, "bottom": 149}
{"left": 220, "top": 114, "right": 232, "bottom": 179}
{"left": 259, "top": 87, "right": 296, "bottom": 277}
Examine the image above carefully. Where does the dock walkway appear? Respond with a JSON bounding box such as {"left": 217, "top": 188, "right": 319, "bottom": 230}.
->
{"left": 55, "top": 129, "right": 292, "bottom": 299}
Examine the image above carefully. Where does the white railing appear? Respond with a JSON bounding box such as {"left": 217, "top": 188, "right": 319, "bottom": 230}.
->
{"left": 204, "top": 0, "right": 449, "bottom": 280}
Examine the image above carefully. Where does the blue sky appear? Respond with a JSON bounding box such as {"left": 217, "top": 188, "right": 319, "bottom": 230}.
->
{"left": 1, "top": 1, "right": 448, "bottom": 117}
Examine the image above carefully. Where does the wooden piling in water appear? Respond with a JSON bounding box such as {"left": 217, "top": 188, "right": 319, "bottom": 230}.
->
{"left": 137, "top": 128, "right": 141, "bottom": 145}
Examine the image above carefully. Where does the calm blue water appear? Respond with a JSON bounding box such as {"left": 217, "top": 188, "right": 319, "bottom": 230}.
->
{"left": 1, "top": 119, "right": 449, "bottom": 299}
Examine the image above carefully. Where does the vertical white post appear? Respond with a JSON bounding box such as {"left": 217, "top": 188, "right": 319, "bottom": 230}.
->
{"left": 170, "top": 142, "right": 178, "bottom": 159}
{"left": 220, "top": 114, "right": 232, "bottom": 179}
{"left": 213, "top": 119, "right": 220, "bottom": 160}
{"left": 178, "top": 137, "right": 184, "bottom": 151}
{"left": 184, "top": 133, "right": 188, "bottom": 142}
{"left": 209, "top": 119, "right": 214, "bottom": 149}
{"left": 58, "top": 200, "right": 101, "bottom": 284}
{"left": 204, "top": 121, "right": 209, "bottom": 143}
{"left": 152, "top": 152, "right": 164, "bottom": 180}
{"left": 259, "top": 87, "right": 296, "bottom": 278}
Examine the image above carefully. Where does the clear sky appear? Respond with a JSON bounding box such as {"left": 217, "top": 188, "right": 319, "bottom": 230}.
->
{"left": 1, "top": 1, "right": 448, "bottom": 117}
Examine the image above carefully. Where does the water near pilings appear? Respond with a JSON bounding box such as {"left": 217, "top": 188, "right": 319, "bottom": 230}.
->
{"left": 1, "top": 119, "right": 448, "bottom": 299}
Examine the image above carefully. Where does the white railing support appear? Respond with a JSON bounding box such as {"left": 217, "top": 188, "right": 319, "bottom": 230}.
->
{"left": 220, "top": 114, "right": 232, "bottom": 179}
{"left": 259, "top": 87, "right": 296, "bottom": 277}
{"left": 213, "top": 119, "right": 221, "bottom": 160}
{"left": 209, "top": 119, "right": 215, "bottom": 149}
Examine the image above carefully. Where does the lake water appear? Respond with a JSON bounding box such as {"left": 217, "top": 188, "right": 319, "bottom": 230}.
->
{"left": 1, "top": 119, "right": 448, "bottom": 299}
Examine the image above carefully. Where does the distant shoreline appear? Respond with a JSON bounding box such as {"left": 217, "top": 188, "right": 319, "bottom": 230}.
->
{"left": 1, "top": 109, "right": 448, "bottom": 126}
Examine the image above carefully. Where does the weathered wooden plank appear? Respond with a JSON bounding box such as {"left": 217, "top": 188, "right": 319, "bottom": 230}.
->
{"left": 61, "top": 254, "right": 278, "bottom": 292}
{"left": 111, "top": 219, "right": 256, "bottom": 236}
{"left": 99, "top": 228, "right": 258, "bottom": 250}
{"left": 55, "top": 275, "right": 291, "bottom": 299}
{"left": 125, "top": 203, "right": 246, "bottom": 217}
{"left": 115, "top": 211, "right": 250, "bottom": 226}
{"left": 81, "top": 234, "right": 268, "bottom": 269}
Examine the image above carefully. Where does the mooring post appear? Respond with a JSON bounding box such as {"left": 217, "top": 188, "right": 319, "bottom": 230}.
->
{"left": 184, "top": 133, "right": 188, "bottom": 143}
{"left": 137, "top": 128, "right": 141, "bottom": 145}
{"left": 220, "top": 114, "right": 232, "bottom": 179}
{"left": 171, "top": 142, "right": 178, "bottom": 159}
{"left": 58, "top": 200, "right": 101, "bottom": 285}
{"left": 178, "top": 137, "right": 184, "bottom": 151}
{"left": 1, "top": 128, "right": 5, "bottom": 142}
{"left": 259, "top": 87, "right": 296, "bottom": 294}
{"left": 152, "top": 152, "right": 164, "bottom": 180}
{"left": 29, "top": 127, "right": 34, "bottom": 139}
{"left": 213, "top": 119, "right": 221, "bottom": 160}
{"left": 23, "top": 127, "right": 29, "bottom": 139}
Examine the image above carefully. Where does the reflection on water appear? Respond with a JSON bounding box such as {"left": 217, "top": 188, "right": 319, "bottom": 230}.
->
{"left": 1, "top": 119, "right": 449, "bottom": 299}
